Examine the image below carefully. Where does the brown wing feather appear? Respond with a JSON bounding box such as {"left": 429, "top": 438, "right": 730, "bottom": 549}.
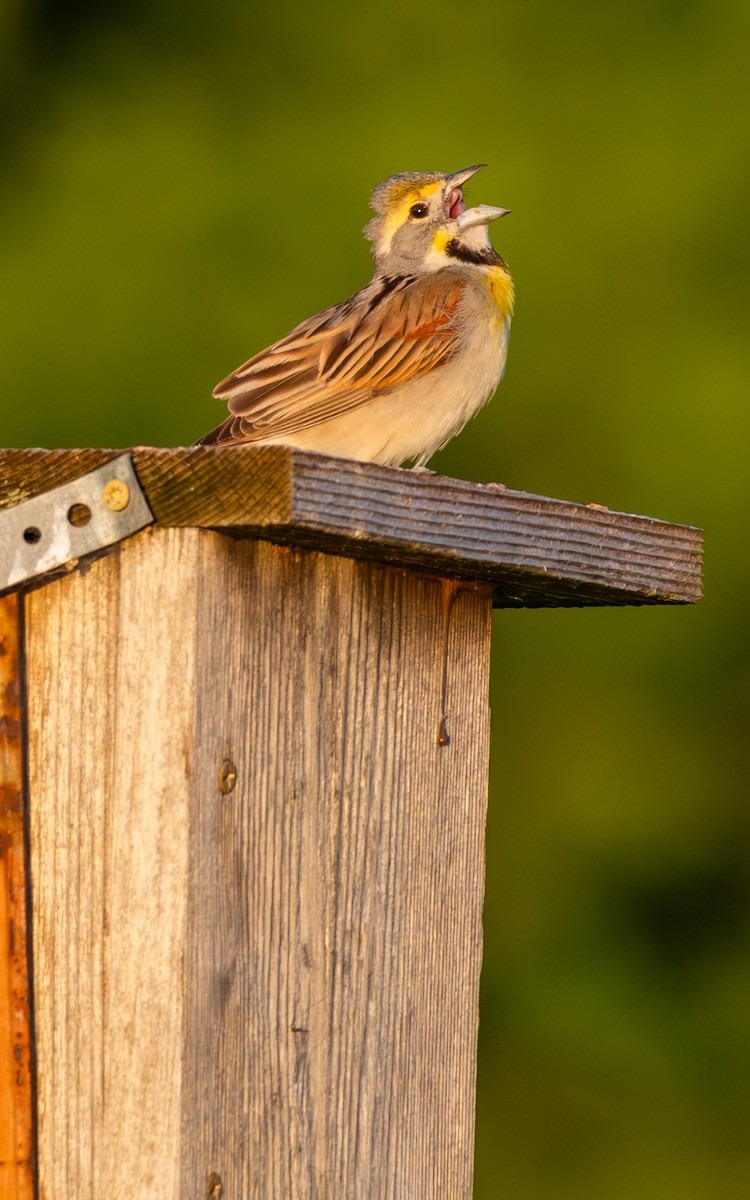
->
{"left": 197, "top": 274, "right": 464, "bottom": 447}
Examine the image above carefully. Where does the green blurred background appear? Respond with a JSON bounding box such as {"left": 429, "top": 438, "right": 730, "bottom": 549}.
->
{"left": 2, "top": 0, "right": 749, "bottom": 1194}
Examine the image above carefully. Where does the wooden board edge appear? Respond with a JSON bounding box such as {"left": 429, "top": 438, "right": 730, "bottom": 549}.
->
{"left": 0, "top": 593, "right": 35, "bottom": 1200}
{"left": 0, "top": 447, "right": 703, "bottom": 608}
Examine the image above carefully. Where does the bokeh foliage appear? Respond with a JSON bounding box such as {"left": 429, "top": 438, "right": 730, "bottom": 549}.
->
{"left": 2, "top": 1, "right": 749, "bottom": 1195}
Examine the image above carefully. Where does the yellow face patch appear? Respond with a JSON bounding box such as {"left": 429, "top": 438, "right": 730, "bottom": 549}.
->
{"left": 380, "top": 182, "right": 443, "bottom": 253}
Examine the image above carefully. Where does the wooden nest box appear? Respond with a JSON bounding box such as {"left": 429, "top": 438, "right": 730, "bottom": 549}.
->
{"left": 0, "top": 447, "right": 702, "bottom": 1199}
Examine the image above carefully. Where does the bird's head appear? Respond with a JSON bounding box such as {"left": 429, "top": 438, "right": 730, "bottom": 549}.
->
{"left": 364, "top": 164, "right": 509, "bottom": 274}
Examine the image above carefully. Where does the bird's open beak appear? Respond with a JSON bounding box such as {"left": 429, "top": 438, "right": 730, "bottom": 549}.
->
{"left": 445, "top": 164, "right": 486, "bottom": 190}
{"left": 443, "top": 165, "right": 509, "bottom": 229}
{"left": 455, "top": 203, "right": 510, "bottom": 231}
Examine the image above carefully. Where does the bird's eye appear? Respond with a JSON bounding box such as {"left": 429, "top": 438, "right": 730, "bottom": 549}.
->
{"left": 409, "top": 202, "right": 429, "bottom": 218}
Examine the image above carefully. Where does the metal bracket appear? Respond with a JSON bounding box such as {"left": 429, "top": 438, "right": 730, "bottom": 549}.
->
{"left": 0, "top": 455, "right": 153, "bottom": 593}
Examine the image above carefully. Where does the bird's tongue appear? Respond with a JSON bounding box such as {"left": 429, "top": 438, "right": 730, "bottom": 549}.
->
{"left": 448, "top": 187, "right": 465, "bottom": 220}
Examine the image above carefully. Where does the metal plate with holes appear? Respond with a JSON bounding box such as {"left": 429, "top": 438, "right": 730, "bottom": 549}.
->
{"left": 0, "top": 455, "right": 153, "bottom": 593}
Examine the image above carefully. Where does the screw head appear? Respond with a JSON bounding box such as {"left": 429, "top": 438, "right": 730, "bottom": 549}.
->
{"left": 103, "top": 479, "right": 130, "bottom": 512}
{"left": 218, "top": 759, "right": 237, "bottom": 795}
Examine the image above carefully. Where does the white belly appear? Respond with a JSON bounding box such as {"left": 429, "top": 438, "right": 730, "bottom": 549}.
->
{"left": 259, "top": 316, "right": 510, "bottom": 467}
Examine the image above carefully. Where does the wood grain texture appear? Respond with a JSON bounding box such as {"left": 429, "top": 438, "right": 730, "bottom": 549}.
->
{"left": 0, "top": 594, "right": 34, "bottom": 1200}
{"left": 0, "top": 447, "right": 702, "bottom": 607}
{"left": 26, "top": 529, "right": 196, "bottom": 1199}
{"left": 24, "top": 526, "right": 492, "bottom": 1199}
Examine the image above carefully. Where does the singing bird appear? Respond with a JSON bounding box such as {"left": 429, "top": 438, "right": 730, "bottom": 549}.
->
{"left": 197, "top": 165, "right": 513, "bottom": 467}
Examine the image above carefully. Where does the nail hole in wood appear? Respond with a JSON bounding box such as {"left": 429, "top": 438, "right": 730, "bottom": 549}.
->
{"left": 23, "top": 526, "right": 41, "bottom": 544}
{"left": 218, "top": 759, "right": 237, "bottom": 795}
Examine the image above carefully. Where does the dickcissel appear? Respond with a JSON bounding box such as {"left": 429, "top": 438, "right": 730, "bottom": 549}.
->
{"left": 197, "top": 165, "right": 513, "bottom": 466}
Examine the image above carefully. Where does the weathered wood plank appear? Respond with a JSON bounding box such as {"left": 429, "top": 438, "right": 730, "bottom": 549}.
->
{"left": 184, "top": 541, "right": 491, "bottom": 1199}
{"left": 25, "top": 526, "right": 492, "bottom": 1199}
{"left": 0, "top": 594, "right": 34, "bottom": 1200}
{"left": 26, "top": 528, "right": 195, "bottom": 1198}
{"left": 0, "top": 447, "right": 702, "bottom": 607}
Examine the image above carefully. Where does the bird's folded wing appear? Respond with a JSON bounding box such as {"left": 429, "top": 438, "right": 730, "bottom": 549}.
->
{"left": 207, "top": 274, "right": 463, "bottom": 443}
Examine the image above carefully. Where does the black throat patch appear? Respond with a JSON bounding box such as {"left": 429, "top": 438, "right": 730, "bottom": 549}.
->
{"left": 445, "top": 239, "right": 507, "bottom": 269}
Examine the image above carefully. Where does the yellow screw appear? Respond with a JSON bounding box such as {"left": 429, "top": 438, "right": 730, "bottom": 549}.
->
{"left": 103, "top": 479, "right": 130, "bottom": 512}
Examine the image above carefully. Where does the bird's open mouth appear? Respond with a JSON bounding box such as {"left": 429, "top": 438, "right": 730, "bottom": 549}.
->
{"left": 447, "top": 187, "right": 465, "bottom": 220}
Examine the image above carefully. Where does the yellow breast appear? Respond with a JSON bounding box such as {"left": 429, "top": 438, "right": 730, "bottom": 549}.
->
{"left": 486, "top": 264, "right": 515, "bottom": 324}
